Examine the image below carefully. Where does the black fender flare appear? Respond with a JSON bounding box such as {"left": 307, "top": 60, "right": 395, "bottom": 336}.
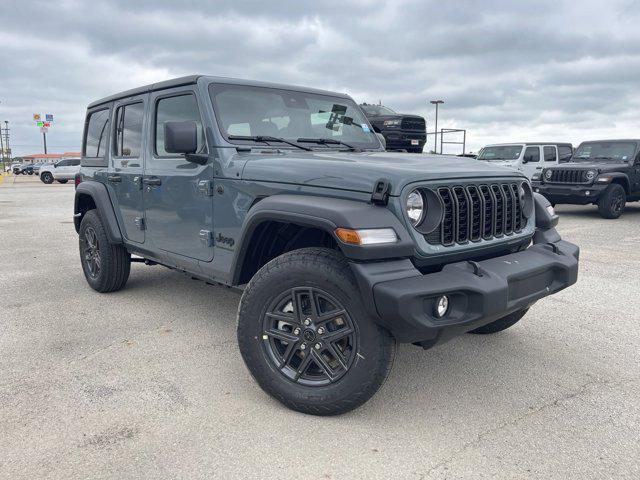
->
{"left": 600, "top": 172, "right": 631, "bottom": 193}
{"left": 230, "top": 194, "right": 415, "bottom": 285}
{"left": 74, "top": 181, "right": 123, "bottom": 244}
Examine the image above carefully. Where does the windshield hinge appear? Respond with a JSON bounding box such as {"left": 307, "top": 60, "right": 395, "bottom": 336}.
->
{"left": 371, "top": 178, "right": 391, "bottom": 205}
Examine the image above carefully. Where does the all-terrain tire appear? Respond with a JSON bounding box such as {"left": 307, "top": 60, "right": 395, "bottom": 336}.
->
{"left": 79, "top": 210, "right": 131, "bottom": 293}
{"left": 597, "top": 184, "right": 626, "bottom": 219}
{"left": 237, "top": 247, "right": 396, "bottom": 416}
{"left": 41, "top": 172, "right": 54, "bottom": 184}
{"left": 468, "top": 308, "right": 529, "bottom": 334}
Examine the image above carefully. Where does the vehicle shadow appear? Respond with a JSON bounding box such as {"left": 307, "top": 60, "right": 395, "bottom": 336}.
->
{"left": 555, "top": 203, "right": 640, "bottom": 219}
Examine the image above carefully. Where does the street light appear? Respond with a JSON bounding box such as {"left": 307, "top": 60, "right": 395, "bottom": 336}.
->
{"left": 430, "top": 100, "right": 444, "bottom": 153}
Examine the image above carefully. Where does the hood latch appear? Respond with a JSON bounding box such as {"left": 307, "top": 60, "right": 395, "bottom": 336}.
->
{"left": 371, "top": 178, "right": 391, "bottom": 205}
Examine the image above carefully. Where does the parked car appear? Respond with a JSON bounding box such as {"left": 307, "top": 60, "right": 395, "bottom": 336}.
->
{"left": 74, "top": 75, "right": 579, "bottom": 415}
{"left": 39, "top": 158, "right": 81, "bottom": 184}
{"left": 32, "top": 163, "right": 45, "bottom": 174}
{"left": 12, "top": 163, "right": 23, "bottom": 174}
{"left": 360, "top": 103, "right": 427, "bottom": 153}
{"left": 20, "top": 164, "right": 36, "bottom": 175}
{"left": 532, "top": 139, "right": 640, "bottom": 219}
{"left": 477, "top": 143, "right": 573, "bottom": 179}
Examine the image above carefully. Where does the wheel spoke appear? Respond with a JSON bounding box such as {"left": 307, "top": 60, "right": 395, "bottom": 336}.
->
{"left": 325, "top": 342, "right": 348, "bottom": 371}
{"left": 316, "top": 309, "right": 347, "bottom": 326}
{"left": 322, "top": 326, "right": 353, "bottom": 343}
{"left": 294, "top": 352, "right": 313, "bottom": 380}
{"left": 311, "top": 350, "right": 336, "bottom": 381}
{"left": 280, "top": 342, "right": 299, "bottom": 369}
{"left": 265, "top": 311, "right": 299, "bottom": 325}
{"left": 264, "top": 328, "right": 299, "bottom": 343}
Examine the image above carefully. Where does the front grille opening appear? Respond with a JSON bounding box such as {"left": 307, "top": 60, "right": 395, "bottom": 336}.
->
{"left": 427, "top": 181, "right": 526, "bottom": 247}
{"left": 549, "top": 169, "right": 588, "bottom": 184}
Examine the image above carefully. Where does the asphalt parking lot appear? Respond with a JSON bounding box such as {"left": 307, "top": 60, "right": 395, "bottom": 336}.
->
{"left": 1, "top": 174, "right": 639, "bottom": 479}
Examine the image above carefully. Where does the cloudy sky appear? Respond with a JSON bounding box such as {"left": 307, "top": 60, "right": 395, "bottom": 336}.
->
{"left": 1, "top": 0, "right": 639, "bottom": 156}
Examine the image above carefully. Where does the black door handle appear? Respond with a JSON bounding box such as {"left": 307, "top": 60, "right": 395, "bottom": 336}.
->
{"left": 143, "top": 177, "right": 162, "bottom": 186}
{"left": 107, "top": 174, "right": 122, "bottom": 183}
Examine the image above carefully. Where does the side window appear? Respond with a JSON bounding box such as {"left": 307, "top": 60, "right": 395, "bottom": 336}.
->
{"left": 114, "top": 102, "right": 144, "bottom": 157}
{"left": 69, "top": 159, "right": 81, "bottom": 166}
{"left": 558, "top": 146, "right": 573, "bottom": 162}
{"left": 57, "top": 160, "right": 69, "bottom": 167}
{"left": 544, "top": 146, "right": 557, "bottom": 162}
{"left": 155, "top": 94, "right": 206, "bottom": 157}
{"left": 84, "top": 109, "right": 110, "bottom": 158}
{"left": 523, "top": 146, "right": 540, "bottom": 163}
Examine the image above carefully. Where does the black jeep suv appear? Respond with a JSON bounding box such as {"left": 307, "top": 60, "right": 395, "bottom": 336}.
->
{"left": 360, "top": 103, "right": 426, "bottom": 153}
{"left": 532, "top": 140, "right": 640, "bottom": 219}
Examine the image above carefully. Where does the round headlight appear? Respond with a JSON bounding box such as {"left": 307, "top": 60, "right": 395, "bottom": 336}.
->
{"left": 585, "top": 170, "right": 596, "bottom": 181}
{"left": 406, "top": 190, "right": 425, "bottom": 226}
{"left": 544, "top": 169, "right": 553, "bottom": 180}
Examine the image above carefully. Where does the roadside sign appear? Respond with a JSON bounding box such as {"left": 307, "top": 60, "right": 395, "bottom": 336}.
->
{"left": 45, "top": 114, "right": 54, "bottom": 122}
{"left": 43, "top": 122, "right": 51, "bottom": 128}
{"left": 37, "top": 121, "right": 43, "bottom": 127}
{"left": 33, "top": 113, "right": 41, "bottom": 122}
{"left": 40, "top": 126, "right": 49, "bottom": 134}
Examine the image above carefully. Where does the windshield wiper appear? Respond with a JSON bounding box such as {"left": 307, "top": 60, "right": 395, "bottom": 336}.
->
{"left": 297, "top": 137, "right": 361, "bottom": 151}
{"left": 228, "top": 135, "right": 312, "bottom": 151}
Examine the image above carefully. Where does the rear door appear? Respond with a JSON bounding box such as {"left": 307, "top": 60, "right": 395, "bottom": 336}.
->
{"left": 543, "top": 145, "right": 558, "bottom": 166}
{"left": 108, "top": 96, "right": 147, "bottom": 244}
{"left": 143, "top": 87, "right": 214, "bottom": 261}
{"left": 521, "top": 146, "right": 541, "bottom": 178}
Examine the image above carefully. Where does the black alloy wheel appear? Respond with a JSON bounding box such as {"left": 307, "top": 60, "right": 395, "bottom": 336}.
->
{"left": 261, "top": 287, "right": 357, "bottom": 386}
{"left": 82, "top": 226, "right": 101, "bottom": 279}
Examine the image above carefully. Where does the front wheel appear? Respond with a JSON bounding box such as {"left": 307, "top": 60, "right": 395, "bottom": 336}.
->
{"left": 237, "top": 248, "right": 396, "bottom": 416}
{"left": 41, "top": 172, "right": 54, "bottom": 184}
{"left": 79, "top": 210, "right": 131, "bottom": 293}
{"left": 468, "top": 308, "right": 529, "bottom": 334}
{"left": 597, "top": 184, "right": 626, "bottom": 219}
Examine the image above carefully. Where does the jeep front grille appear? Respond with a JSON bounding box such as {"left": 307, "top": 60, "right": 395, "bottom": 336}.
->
{"left": 425, "top": 182, "right": 525, "bottom": 247}
{"left": 547, "top": 169, "right": 588, "bottom": 184}
{"left": 401, "top": 118, "right": 426, "bottom": 131}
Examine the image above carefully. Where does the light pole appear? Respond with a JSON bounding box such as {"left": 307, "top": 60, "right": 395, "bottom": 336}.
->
{"left": 430, "top": 100, "right": 444, "bottom": 153}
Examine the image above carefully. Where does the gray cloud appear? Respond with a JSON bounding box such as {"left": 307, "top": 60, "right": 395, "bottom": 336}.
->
{"left": 1, "top": 0, "right": 639, "bottom": 155}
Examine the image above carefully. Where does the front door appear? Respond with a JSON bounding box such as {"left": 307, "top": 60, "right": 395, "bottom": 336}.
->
{"left": 521, "top": 146, "right": 541, "bottom": 179}
{"left": 108, "top": 96, "right": 147, "bottom": 244}
{"left": 143, "top": 88, "right": 214, "bottom": 262}
{"left": 632, "top": 150, "right": 640, "bottom": 194}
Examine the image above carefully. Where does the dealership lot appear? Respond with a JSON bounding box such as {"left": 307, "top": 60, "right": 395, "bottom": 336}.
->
{"left": 1, "top": 176, "right": 639, "bottom": 479}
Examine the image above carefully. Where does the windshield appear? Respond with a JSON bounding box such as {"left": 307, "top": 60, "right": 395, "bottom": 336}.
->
{"left": 360, "top": 104, "right": 396, "bottom": 116}
{"left": 573, "top": 142, "right": 637, "bottom": 162}
{"left": 210, "top": 84, "right": 381, "bottom": 150}
{"left": 478, "top": 145, "right": 523, "bottom": 161}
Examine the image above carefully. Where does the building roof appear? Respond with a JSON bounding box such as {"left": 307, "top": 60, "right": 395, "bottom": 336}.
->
{"left": 87, "top": 75, "right": 350, "bottom": 109}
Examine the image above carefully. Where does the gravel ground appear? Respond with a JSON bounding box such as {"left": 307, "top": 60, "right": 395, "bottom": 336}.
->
{"left": 1, "top": 175, "right": 639, "bottom": 479}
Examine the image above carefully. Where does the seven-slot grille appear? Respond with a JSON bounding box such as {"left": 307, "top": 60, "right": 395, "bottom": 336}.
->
{"left": 547, "top": 169, "right": 589, "bottom": 184}
{"left": 425, "top": 182, "right": 525, "bottom": 247}
{"left": 401, "top": 118, "right": 426, "bottom": 131}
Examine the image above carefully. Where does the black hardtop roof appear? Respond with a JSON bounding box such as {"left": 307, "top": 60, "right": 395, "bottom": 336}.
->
{"left": 578, "top": 139, "right": 640, "bottom": 144}
{"left": 87, "top": 75, "right": 351, "bottom": 109}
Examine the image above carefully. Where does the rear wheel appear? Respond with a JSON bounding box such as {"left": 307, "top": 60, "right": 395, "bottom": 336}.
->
{"left": 468, "top": 308, "right": 529, "bottom": 334}
{"left": 57, "top": 179, "right": 69, "bottom": 184}
{"left": 79, "top": 210, "right": 131, "bottom": 293}
{"left": 597, "top": 184, "right": 626, "bottom": 219}
{"left": 237, "top": 248, "right": 396, "bottom": 416}
{"left": 41, "top": 172, "right": 54, "bottom": 184}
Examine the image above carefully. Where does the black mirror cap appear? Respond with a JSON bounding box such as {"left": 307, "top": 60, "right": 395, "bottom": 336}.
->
{"left": 533, "top": 192, "right": 559, "bottom": 229}
{"left": 164, "top": 121, "right": 198, "bottom": 154}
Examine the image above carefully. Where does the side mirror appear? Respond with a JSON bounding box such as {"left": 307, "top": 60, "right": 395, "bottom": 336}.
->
{"left": 376, "top": 132, "right": 387, "bottom": 149}
{"left": 164, "top": 121, "right": 198, "bottom": 154}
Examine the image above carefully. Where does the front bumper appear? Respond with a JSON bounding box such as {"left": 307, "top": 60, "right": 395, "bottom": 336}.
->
{"left": 351, "top": 234, "right": 579, "bottom": 345}
{"left": 532, "top": 181, "right": 606, "bottom": 204}
{"left": 382, "top": 130, "right": 426, "bottom": 150}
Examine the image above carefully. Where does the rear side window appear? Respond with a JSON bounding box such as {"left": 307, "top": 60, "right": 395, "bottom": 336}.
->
{"left": 84, "top": 109, "right": 110, "bottom": 158}
{"left": 558, "top": 146, "right": 573, "bottom": 162}
{"left": 544, "top": 146, "right": 557, "bottom": 162}
{"left": 114, "top": 102, "right": 144, "bottom": 157}
{"left": 69, "top": 159, "right": 81, "bottom": 166}
{"left": 523, "top": 146, "right": 540, "bottom": 162}
{"left": 155, "top": 94, "right": 206, "bottom": 157}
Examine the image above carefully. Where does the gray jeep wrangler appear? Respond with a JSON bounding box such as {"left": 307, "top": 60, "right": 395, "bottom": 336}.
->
{"left": 74, "top": 75, "right": 579, "bottom": 415}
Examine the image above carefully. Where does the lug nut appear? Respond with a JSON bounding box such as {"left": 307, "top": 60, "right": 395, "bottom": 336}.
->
{"left": 317, "top": 327, "right": 325, "bottom": 335}
{"left": 304, "top": 318, "right": 311, "bottom": 326}
{"left": 300, "top": 343, "right": 307, "bottom": 350}
{"left": 293, "top": 328, "right": 301, "bottom": 335}
{"left": 314, "top": 343, "right": 322, "bottom": 350}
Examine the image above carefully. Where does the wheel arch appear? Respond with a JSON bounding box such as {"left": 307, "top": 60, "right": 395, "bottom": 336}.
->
{"left": 229, "top": 194, "right": 414, "bottom": 286}
{"left": 74, "top": 181, "right": 123, "bottom": 244}
{"left": 607, "top": 174, "right": 631, "bottom": 195}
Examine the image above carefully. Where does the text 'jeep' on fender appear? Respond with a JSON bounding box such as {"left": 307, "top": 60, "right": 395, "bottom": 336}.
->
{"left": 532, "top": 140, "right": 640, "bottom": 219}
{"left": 75, "top": 76, "right": 580, "bottom": 415}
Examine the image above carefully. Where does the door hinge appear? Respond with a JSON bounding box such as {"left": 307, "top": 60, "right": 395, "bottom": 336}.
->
{"left": 198, "top": 180, "right": 214, "bottom": 196}
{"left": 134, "top": 217, "right": 145, "bottom": 230}
{"left": 199, "top": 229, "right": 213, "bottom": 247}
{"left": 371, "top": 178, "right": 391, "bottom": 205}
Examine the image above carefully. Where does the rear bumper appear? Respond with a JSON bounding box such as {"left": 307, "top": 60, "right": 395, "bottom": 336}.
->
{"left": 351, "top": 233, "right": 579, "bottom": 345}
{"left": 532, "top": 181, "right": 606, "bottom": 204}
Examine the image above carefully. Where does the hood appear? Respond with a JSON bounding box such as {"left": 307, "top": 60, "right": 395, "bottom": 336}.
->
{"left": 240, "top": 150, "right": 524, "bottom": 196}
